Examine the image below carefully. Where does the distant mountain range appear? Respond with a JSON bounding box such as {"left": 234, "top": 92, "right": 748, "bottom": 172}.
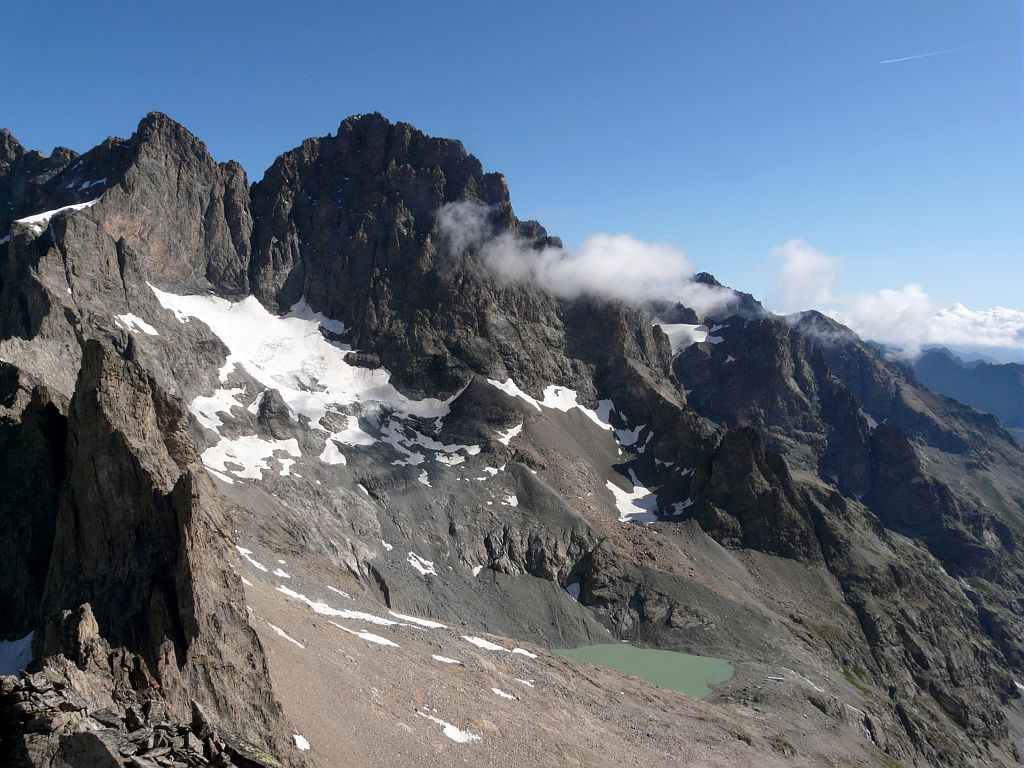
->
{"left": 914, "top": 347, "right": 1024, "bottom": 444}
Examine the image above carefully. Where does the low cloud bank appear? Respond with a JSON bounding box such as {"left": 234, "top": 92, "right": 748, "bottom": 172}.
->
{"left": 770, "top": 238, "right": 1024, "bottom": 359}
{"left": 437, "top": 201, "right": 735, "bottom": 315}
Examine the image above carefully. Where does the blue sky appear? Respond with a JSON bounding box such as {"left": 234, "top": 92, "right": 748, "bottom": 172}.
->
{"left": 5, "top": 1, "right": 1021, "bottom": 350}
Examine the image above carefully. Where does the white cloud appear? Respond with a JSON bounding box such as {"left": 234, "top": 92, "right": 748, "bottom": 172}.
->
{"left": 770, "top": 238, "right": 840, "bottom": 314}
{"left": 837, "top": 284, "right": 934, "bottom": 351}
{"left": 437, "top": 201, "right": 735, "bottom": 314}
{"left": 927, "top": 304, "right": 1024, "bottom": 351}
{"left": 768, "top": 238, "right": 1024, "bottom": 357}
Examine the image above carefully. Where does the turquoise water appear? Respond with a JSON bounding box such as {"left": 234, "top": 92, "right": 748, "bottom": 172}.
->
{"left": 557, "top": 643, "right": 734, "bottom": 699}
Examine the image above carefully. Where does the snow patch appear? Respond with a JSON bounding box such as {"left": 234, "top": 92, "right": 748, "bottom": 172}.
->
{"left": 435, "top": 453, "right": 464, "bottom": 466}
{"left": 267, "top": 623, "right": 304, "bottom": 649}
{"left": 323, "top": 415, "right": 377, "bottom": 453}
{"left": 115, "top": 313, "right": 158, "bottom": 336}
{"left": 653, "top": 322, "right": 707, "bottom": 354}
{"left": 541, "top": 385, "right": 612, "bottom": 429}
{"left": 148, "top": 288, "right": 468, "bottom": 469}
{"left": 329, "top": 621, "right": 399, "bottom": 647}
{"left": 432, "top": 655, "right": 463, "bottom": 665}
{"left": 486, "top": 379, "right": 611, "bottom": 430}
{"left": 202, "top": 436, "right": 299, "bottom": 481}
{"left": 389, "top": 611, "right": 447, "bottom": 629}
{"left": 191, "top": 388, "right": 245, "bottom": 431}
{"left": 293, "top": 734, "right": 310, "bottom": 751}
{"left": 462, "top": 635, "right": 508, "bottom": 652}
{"left": 276, "top": 585, "right": 399, "bottom": 625}
{"left": 491, "top": 687, "right": 517, "bottom": 700}
{"left": 487, "top": 378, "right": 541, "bottom": 410}
{"left": 606, "top": 472, "right": 659, "bottom": 524}
{"left": 407, "top": 552, "right": 436, "bottom": 577}
{"left": 670, "top": 498, "right": 694, "bottom": 515}
{"left": 236, "top": 546, "right": 269, "bottom": 572}
{"left": 540, "top": 385, "right": 579, "bottom": 411}
{"left": 495, "top": 422, "right": 523, "bottom": 446}
{"left": 614, "top": 424, "right": 646, "bottom": 447}
{"left": 415, "top": 710, "right": 481, "bottom": 744}
{"left": 318, "top": 439, "right": 346, "bottom": 466}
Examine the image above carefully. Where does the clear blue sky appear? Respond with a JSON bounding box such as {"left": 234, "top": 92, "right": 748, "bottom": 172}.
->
{"left": 5, "top": 0, "right": 1021, "bottom": 310}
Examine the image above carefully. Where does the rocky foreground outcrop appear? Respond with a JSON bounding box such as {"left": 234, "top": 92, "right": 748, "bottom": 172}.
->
{"left": 1, "top": 605, "right": 282, "bottom": 768}
{"left": 0, "top": 342, "right": 300, "bottom": 764}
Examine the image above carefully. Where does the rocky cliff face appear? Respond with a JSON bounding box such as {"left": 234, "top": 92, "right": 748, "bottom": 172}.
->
{"left": 40, "top": 340, "right": 289, "bottom": 743}
{"left": 0, "top": 339, "right": 299, "bottom": 764}
{"left": 1, "top": 112, "right": 1021, "bottom": 768}
{"left": 0, "top": 364, "right": 65, "bottom": 641}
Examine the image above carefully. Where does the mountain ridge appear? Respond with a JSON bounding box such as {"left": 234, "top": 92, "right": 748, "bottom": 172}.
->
{"left": 1, "top": 111, "right": 1021, "bottom": 768}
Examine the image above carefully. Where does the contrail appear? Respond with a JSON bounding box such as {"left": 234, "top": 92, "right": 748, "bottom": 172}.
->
{"left": 879, "top": 47, "right": 968, "bottom": 65}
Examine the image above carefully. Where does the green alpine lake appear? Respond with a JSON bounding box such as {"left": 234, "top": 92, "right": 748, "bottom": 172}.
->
{"left": 557, "top": 643, "right": 734, "bottom": 699}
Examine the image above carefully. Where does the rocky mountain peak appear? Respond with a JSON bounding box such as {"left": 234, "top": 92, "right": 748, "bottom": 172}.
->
{"left": 0, "top": 128, "right": 26, "bottom": 166}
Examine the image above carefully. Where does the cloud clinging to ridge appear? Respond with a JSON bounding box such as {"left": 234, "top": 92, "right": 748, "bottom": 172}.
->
{"left": 437, "top": 201, "right": 735, "bottom": 314}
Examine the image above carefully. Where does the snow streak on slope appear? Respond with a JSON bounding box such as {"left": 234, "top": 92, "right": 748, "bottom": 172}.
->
{"left": 486, "top": 378, "right": 612, "bottom": 430}
{"left": 415, "top": 710, "right": 481, "bottom": 743}
{"left": 14, "top": 199, "right": 100, "bottom": 233}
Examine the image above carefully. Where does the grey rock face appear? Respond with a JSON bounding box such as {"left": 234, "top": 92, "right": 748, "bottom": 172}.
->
{"left": 33, "top": 340, "right": 293, "bottom": 757}
{"left": 0, "top": 364, "right": 65, "bottom": 640}
{"left": 674, "top": 313, "right": 872, "bottom": 491}
{"left": 98, "top": 113, "right": 252, "bottom": 296}
{"left": 2, "top": 113, "right": 251, "bottom": 302}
